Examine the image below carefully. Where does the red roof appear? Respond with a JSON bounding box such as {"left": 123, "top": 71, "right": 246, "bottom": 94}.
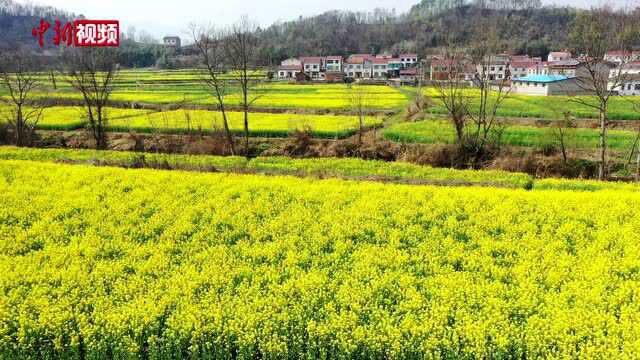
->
{"left": 510, "top": 61, "right": 539, "bottom": 69}
{"left": 400, "top": 53, "right": 418, "bottom": 58}
{"left": 326, "top": 56, "right": 342, "bottom": 60}
{"left": 372, "top": 58, "right": 389, "bottom": 64}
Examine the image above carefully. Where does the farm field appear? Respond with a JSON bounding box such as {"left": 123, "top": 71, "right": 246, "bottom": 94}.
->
{"left": 2, "top": 160, "right": 640, "bottom": 358}
{"left": 0, "top": 106, "right": 382, "bottom": 138}
{"left": 0, "top": 146, "right": 534, "bottom": 188}
{"left": 108, "top": 109, "right": 383, "bottom": 137}
{"left": 5, "top": 145, "right": 640, "bottom": 191}
{"left": 383, "top": 119, "right": 639, "bottom": 150}
{"left": 11, "top": 82, "right": 410, "bottom": 111}
{"left": 6, "top": 68, "right": 640, "bottom": 119}
{"left": 422, "top": 87, "right": 640, "bottom": 120}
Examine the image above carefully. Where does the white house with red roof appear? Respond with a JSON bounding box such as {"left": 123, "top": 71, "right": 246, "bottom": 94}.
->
{"left": 300, "top": 57, "right": 325, "bottom": 80}
{"left": 399, "top": 53, "right": 418, "bottom": 68}
{"left": 277, "top": 58, "right": 303, "bottom": 80}
{"left": 325, "top": 56, "right": 343, "bottom": 72}
{"left": 371, "top": 58, "right": 390, "bottom": 79}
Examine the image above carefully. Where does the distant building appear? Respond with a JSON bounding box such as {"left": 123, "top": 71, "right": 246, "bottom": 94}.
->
{"left": 511, "top": 75, "right": 587, "bottom": 96}
{"left": 399, "top": 53, "right": 418, "bottom": 68}
{"left": 399, "top": 68, "right": 418, "bottom": 84}
{"left": 274, "top": 52, "right": 421, "bottom": 82}
{"left": 300, "top": 56, "right": 325, "bottom": 80}
{"left": 547, "top": 51, "right": 571, "bottom": 63}
{"left": 614, "top": 74, "right": 640, "bottom": 96}
{"left": 277, "top": 58, "right": 303, "bottom": 80}
{"left": 163, "top": 36, "right": 181, "bottom": 49}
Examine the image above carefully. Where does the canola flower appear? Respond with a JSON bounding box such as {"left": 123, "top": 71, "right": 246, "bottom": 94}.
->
{"left": 0, "top": 146, "right": 533, "bottom": 189}
{"left": 1, "top": 160, "right": 640, "bottom": 358}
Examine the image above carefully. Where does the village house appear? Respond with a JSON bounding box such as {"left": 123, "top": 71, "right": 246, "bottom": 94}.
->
{"left": 163, "top": 36, "right": 181, "bottom": 49}
{"left": 614, "top": 74, "right": 640, "bottom": 96}
{"left": 387, "top": 58, "right": 403, "bottom": 78}
{"left": 275, "top": 52, "right": 421, "bottom": 82}
{"left": 547, "top": 51, "right": 571, "bottom": 62}
{"left": 399, "top": 68, "right": 418, "bottom": 84}
{"left": 511, "top": 75, "right": 589, "bottom": 96}
{"left": 325, "top": 56, "right": 343, "bottom": 72}
{"left": 609, "top": 61, "right": 640, "bottom": 95}
{"left": 372, "top": 58, "right": 389, "bottom": 79}
{"left": 429, "top": 57, "right": 474, "bottom": 82}
{"left": 478, "top": 58, "right": 509, "bottom": 81}
{"left": 509, "top": 56, "right": 542, "bottom": 78}
{"left": 300, "top": 56, "right": 325, "bottom": 80}
{"left": 604, "top": 50, "right": 640, "bottom": 65}
{"left": 545, "top": 59, "right": 585, "bottom": 78}
{"left": 399, "top": 53, "right": 418, "bottom": 68}
{"left": 277, "top": 58, "right": 303, "bottom": 80}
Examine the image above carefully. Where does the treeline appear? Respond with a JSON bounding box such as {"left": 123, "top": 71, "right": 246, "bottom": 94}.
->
{"left": 255, "top": 2, "right": 576, "bottom": 65}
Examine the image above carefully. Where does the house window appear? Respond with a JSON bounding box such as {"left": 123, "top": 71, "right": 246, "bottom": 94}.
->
{"left": 491, "top": 67, "right": 495, "bottom": 71}
{"left": 635, "top": 83, "right": 640, "bottom": 90}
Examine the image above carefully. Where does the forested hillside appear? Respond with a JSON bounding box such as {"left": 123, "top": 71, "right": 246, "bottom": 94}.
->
{"left": 0, "top": 0, "right": 76, "bottom": 50}
{"left": 256, "top": 0, "right": 578, "bottom": 65}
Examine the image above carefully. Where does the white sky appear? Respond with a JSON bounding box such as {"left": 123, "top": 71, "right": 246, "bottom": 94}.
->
{"left": 16, "top": 0, "right": 637, "bottom": 40}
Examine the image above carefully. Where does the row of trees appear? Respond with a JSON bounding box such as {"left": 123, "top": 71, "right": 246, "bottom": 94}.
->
{"left": 0, "top": 17, "right": 266, "bottom": 157}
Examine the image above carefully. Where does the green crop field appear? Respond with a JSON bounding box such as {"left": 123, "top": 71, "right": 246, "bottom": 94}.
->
{"left": 422, "top": 87, "right": 640, "bottom": 121}
{"left": 0, "top": 146, "right": 534, "bottom": 189}
{"left": 2, "top": 159, "right": 640, "bottom": 358}
{"left": 7, "top": 82, "right": 410, "bottom": 111}
{"left": 383, "top": 119, "right": 638, "bottom": 150}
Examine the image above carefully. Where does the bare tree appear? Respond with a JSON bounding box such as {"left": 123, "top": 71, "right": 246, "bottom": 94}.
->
{"left": 431, "top": 49, "right": 471, "bottom": 144}
{"left": 190, "top": 23, "right": 236, "bottom": 155}
{"left": 346, "top": 84, "right": 370, "bottom": 146}
{"left": 0, "top": 49, "right": 47, "bottom": 146}
{"left": 568, "top": 6, "right": 637, "bottom": 180}
{"left": 61, "top": 48, "right": 119, "bottom": 150}
{"left": 465, "top": 20, "right": 511, "bottom": 167}
{"left": 225, "top": 16, "right": 262, "bottom": 158}
{"left": 552, "top": 111, "right": 576, "bottom": 167}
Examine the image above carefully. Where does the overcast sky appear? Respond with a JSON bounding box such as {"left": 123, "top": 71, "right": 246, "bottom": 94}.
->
{"left": 18, "top": 0, "right": 637, "bottom": 40}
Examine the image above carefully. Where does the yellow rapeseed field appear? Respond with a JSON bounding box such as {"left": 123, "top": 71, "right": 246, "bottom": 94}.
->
{"left": 1, "top": 160, "right": 640, "bottom": 358}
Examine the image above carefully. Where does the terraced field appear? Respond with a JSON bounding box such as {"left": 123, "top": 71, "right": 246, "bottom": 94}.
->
{"left": 0, "top": 106, "right": 382, "bottom": 138}
{"left": 423, "top": 87, "right": 640, "bottom": 120}
{"left": 383, "top": 119, "right": 639, "bottom": 150}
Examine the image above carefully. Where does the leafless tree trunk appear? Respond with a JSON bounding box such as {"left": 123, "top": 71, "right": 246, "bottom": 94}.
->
{"left": 225, "top": 16, "right": 262, "bottom": 158}
{"left": 464, "top": 20, "right": 510, "bottom": 168}
{"left": 347, "top": 84, "right": 370, "bottom": 147}
{"left": 568, "top": 6, "right": 637, "bottom": 180}
{"left": 190, "top": 23, "right": 236, "bottom": 155}
{"left": 431, "top": 48, "right": 470, "bottom": 144}
{"left": 0, "top": 49, "right": 47, "bottom": 147}
{"left": 552, "top": 111, "right": 575, "bottom": 167}
{"left": 61, "top": 48, "right": 119, "bottom": 150}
